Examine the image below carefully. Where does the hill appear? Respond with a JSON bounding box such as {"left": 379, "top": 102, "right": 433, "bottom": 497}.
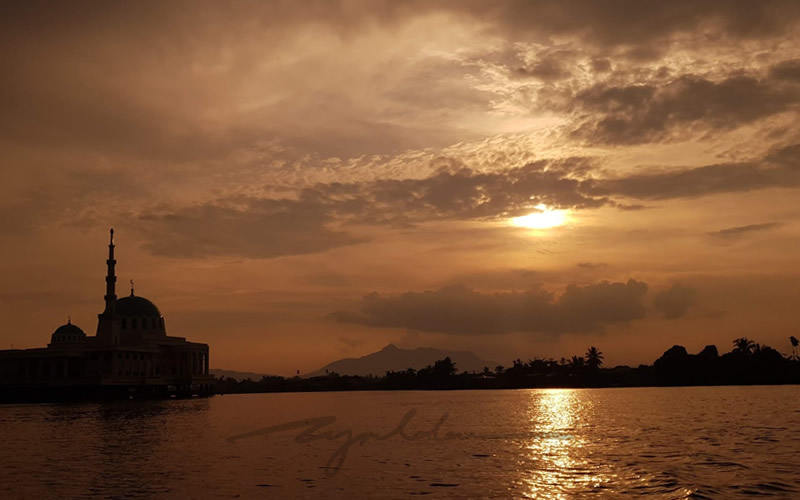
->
{"left": 305, "top": 344, "right": 498, "bottom": 377}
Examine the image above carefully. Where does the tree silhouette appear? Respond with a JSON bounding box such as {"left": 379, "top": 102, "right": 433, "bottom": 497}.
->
{"left": 433, "top": 357, "right": 457, "bottom": 378}
{"left": 207, "top": 336, "right": 800, "bottom": 397}
{"left": 733, "top": 337, "right": 756, "bottom": 355}
{"left": 585, "top": 346, "right": 604, "bottom": 369}
{"left": 569, "top": 355, "right": 585, "bottom": 370}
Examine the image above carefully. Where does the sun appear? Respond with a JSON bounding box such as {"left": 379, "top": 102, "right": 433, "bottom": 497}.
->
{"left": 511, "top": 204, "right": 569, "bottom": 229}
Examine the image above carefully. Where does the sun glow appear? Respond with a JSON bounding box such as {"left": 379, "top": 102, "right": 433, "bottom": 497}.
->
{"left": 511, "top": 204, "right": 569, "bottom": 229}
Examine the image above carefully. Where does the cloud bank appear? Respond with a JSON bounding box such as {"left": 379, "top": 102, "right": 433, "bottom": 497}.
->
{"left": 331, "top": 280, "right": 649, "bottom": 336}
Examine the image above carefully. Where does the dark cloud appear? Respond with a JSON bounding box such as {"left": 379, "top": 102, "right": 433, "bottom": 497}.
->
{"left": 3, "top": 0, "right": 799, "bottom": 172}
{"left": 622, "top": 45, "right": 665, "bottom": 62}
{"left": 297, "top": 156, "right": 606, "bottom": 228}
{"left": 477, "top": 0, "right": 800, "bottom": 47}
{"left": 592, "top": 161, "right": 770, "bottom": 199}
{"left": 345, "top": 157, "right": 607, "bottom": 221}
{"left": 765, "top": 142, "right": 800, "bottom": 165}
{"left": 132, "top": 142, "right": 800, "bottom": 258}
{"left": 590, "top": 58, "right": 612, "bottom": 73}
{"left": 569, "top": 74, "right": 799, "bottom": 144}
{"left": 513, "top": 51, "right": 574, "bottom": 81}
{"left": 708, "top": 222, "right": 782, "bottom": 239}
{"left": 614, "top": 203, "right": 652, "bottom": 211}
{"left": 589, "top": 142, "right": 800, "bottom": 200}
{"left": 769, "top": 59, "right": 800, "bottom": 81}
{"left": 331, "top": 279, "right": 648, "bottom": 336}
{"left": 132, "top": 157, "right": 608, "bottom": 258}
{"left": 360, "top": 143, "right": 799, "bottom": 213}
{"left": 577, "top": 262, "right": 607, "bottom": 269}
{"left": 653, "top": 284, "right": 694, "bottom": 319}
{"left": 7, "top": 1, "right": 798, "bottom": 50}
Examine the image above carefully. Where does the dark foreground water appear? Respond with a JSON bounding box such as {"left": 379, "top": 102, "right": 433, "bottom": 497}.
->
{"left": 1, "top": 386, "right": 799, "bottom": 499}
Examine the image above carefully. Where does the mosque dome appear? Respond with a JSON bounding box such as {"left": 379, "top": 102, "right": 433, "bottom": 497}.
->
{"left": 116, "top": 292, "right": 167, "bottom": 335}
{"left": 116, "top": 295, "right": 161, "bottom": 317}
{"left": 50, "top": 321, "right": 87, "bottom": 345}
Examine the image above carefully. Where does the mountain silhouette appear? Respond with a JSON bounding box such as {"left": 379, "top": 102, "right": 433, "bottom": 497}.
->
{"left": 305, "top": 344, "right": 498, "bottom": 377}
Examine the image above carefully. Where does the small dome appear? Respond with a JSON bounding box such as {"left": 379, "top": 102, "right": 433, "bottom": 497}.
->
{"left": 53, "top": 322, "right": 85, "bottom": 336}
{"left": 50, "top": 321, "right": 87, "bottom": 345}
{"left": 116, "top": 295, "right": 161, "bottom": 317}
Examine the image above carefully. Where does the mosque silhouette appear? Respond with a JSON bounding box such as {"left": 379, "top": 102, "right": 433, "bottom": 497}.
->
{"left": 0, "top": 229, "right": 214, "bottom": 401}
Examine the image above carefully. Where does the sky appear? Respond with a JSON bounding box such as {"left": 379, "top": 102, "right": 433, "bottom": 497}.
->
{"left": 2, "top": 1, "right": 800, "bottom": 375}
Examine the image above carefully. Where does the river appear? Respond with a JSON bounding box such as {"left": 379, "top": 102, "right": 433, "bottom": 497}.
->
{"left": 1, "top": 386, "right": 799, "bottom": 499}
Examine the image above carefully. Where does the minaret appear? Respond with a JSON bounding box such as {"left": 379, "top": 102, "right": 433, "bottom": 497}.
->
{"left": 96, "top": 228, "right": 120, "bottom": 344}
{"left": 104, "top": 228, "right": 117, "bottom": 314}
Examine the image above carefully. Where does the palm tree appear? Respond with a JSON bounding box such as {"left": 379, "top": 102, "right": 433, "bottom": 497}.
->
{"left": 790, "top": 336, "right": 799, "bottom": 360}
{"left": 568, "top": 355, "right": 585, "bottom": 375}
{"left": 733, "top": 337, "right": 756, "bottom": 355}
{"left": 585, "top": 346, "right": 604, "bottom": 369}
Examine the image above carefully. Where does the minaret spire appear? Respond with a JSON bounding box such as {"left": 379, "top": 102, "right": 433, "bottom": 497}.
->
{"left": 104, "top": 228, "right": 117, "bottom": 314}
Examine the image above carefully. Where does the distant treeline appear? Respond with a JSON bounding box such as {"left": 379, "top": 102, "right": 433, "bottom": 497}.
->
{"left": 215, "top": 337, "right": 800, "bottom": 394}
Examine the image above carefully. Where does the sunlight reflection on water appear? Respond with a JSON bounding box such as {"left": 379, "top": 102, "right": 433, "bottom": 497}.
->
{"left": 1, "top": 387, "right": 799, "bottom": 499}
{"left": 521, "top": 389, "right": 602, "bottom": 499}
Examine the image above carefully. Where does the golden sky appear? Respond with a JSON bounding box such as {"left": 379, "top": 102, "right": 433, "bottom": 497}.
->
{"left": 2, "top": 1, "right": 800, "bottom": 374}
